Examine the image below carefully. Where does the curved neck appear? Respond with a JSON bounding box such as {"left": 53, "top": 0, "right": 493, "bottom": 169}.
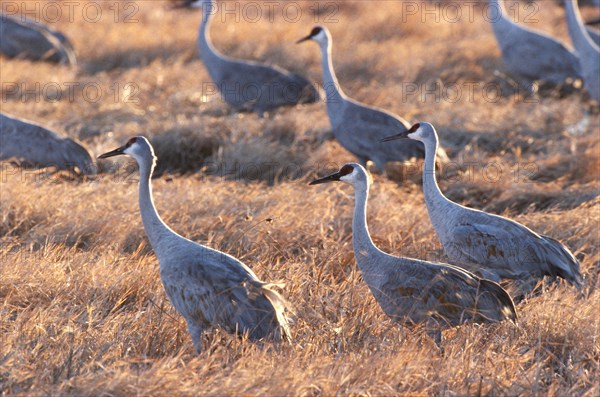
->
{"left": 319, "top": 38, "right": 346, "bottom": 103}
{"left": 421, "top": 137, "right": 451, "bottom": 210}
{"left": 565, "top": 0, "right": 595, "bottom": 52}
{"left": 138, "top": 156, "right": 176, "bottom": 250}
{"left": 489, "top": 0, "right": 516, "bottom": 33}
{"left": 198, "top": 6, "right": 223, "bottom": 65}
{"left": 489, "top": 0, "right": 507, "bottom": 19}
{"left": 352, "top": 184, "right": 381, "bottom": 265}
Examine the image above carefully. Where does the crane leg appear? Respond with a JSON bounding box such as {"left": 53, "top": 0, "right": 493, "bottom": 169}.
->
{"left": 425, "top": 319, "right": 444, "bottom": 353}
{"left": 186, "top": 321, "right": 204, "bottom": 354}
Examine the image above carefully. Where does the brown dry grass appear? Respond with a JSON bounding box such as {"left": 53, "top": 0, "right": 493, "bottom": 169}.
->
{"left": 1, "top": 1, "right": 599, "bottom": 395}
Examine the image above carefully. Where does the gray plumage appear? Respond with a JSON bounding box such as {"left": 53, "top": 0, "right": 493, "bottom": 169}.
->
{"left": 297, "top": 26, "right": 449, "bottom": 172}
{"left": 0, "top": 13, "right": 76, "bottom": 65}
{"left": 183, "top": 0, "right": 319, "bottom": 115}
{"left": 582, "top": 9, "right": 600, "bottom": 43}
{"left": 0, "top": 113, "right": 94, "bottom": 175}
{"left": 585, "top": 26, "right": 600, "bottom": 47}
{"left": 565, "top": 0, "right": 600, "bottom": 101}
{"left": 310, "top": 163, "right": 516, "bottom": 343}
{"left": 98, "top": 137, "right": 291, "bottom": 353}
{"left": 382, "top": 122, "right": 583, "bottom": 292}
{"left": 488, "top": 0, "right": 581, "bottom": 86}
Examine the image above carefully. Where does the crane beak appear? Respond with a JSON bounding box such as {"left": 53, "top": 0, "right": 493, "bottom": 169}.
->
{"left": 98, "top": 145, "right": 126, "bottom": 159}
{"left": 296, "top": 35, "right": 312, "bottom": 44}
{"left": 380, "top": 129, "right": 410, "bottom": 142}
{"left": 309, "top": 170, "right": 343, "bottom": 185}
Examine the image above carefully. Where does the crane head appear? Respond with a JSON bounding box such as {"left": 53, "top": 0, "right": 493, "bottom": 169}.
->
{"left": 171, "top": 0, "right": 204, "bottom": 9}
{"left": 98, "top": 136, "right": 155, "bottom": 164}
{"left": 381, "top": 123, "right": 421, "bottom": 143}
{"left": 309, "top": 163, "right": 368, "bottom": 186}
{"left": 296, "top": 26, "right": 328, "bottom": 44}
{"left": 98, "top": 137, "right": 139, "bottom": 159}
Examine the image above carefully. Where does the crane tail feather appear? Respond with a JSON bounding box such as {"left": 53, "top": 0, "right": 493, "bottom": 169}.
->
{"left": 259, "top": 284, "right": 294, "bottom": 342}
{"left": 478, "top": 279, "right": 518, "bottom": 324}
{"left": 540, "top": 235, "right": 583, "bottom": 287}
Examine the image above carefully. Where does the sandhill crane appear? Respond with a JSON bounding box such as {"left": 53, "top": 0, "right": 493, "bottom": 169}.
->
{"left": 310, "top": 163, "right": 516, "bottom": 344}
{"left": 565, "top": 0, "right": 600, "bottom": 101}
{"left": 488, "top": 0, "right": 581, "bottom": 88}
{"left": 0, "top": 113, "right": 94, "bottom": 175}
{"left": 98, "top": 137, "right": 292, "bottom": 353}
{"left": 179, "top": 0, "right": 319, "bottom": 115}
{"left": 297, "top": 26, "right": 449, "bottom": 172}
{"left": 0, "top": 14, "right": 76, "bottom": 65}
{"left": 382, "top": 123, "right": 583, "bottom": 295}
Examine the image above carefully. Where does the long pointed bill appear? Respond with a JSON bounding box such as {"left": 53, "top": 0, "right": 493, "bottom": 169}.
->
{"left": 98, "top": 146, "right": 126, "bottom": 159}
{"left": 296, "top": 35, "right": 312, "bottom": 44}
{"left": 309, "top": 170, "right": 344, "bottom": 185}
{"left": 380, "top": 130, "right": 410, "bottom": 142}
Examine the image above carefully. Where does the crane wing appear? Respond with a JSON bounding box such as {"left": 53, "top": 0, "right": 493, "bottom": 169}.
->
{"left": 379, "top": 260, "right": 513, "bottom": 326}
{"left": 446, "top": 218, "right": 544, "bottom": 277}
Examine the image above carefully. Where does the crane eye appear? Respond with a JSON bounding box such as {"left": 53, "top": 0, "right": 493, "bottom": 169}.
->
{"left": 310, "top": 27, "right": 322, "bottom": 36}
{"left": 127, "top": 137, "right": 138, "bottom": 146}
{"left": 410, "top": 123, "right": 420, "bottom": 132}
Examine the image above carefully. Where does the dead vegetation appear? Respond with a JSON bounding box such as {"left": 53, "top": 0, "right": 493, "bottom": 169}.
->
{"left": 1, "top": 1, "right": 599, "bottom": 395}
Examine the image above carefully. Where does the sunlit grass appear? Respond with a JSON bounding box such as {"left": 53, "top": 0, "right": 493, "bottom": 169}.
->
{"left": 1, "top": 0, "right": 599, "bottom": 395}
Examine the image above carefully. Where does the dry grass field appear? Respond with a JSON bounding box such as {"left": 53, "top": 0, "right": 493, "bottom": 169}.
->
{"left": 1, "top": 0, "right": 599, "bottom": 395}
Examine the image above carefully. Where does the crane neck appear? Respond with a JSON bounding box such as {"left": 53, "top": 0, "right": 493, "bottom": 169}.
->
{"left": 564, "top": 0, "right": 596, "bottom": 53}
{"left": 198, "top": 6, "right": 223, "bottom": 66}
{"left": 351, "top": 183, "right": 384, "bottom": 270}
{"left": 319, "top": 38, "right": 347, "bottom": 103}
{"left": 421, "top": 137, "right": 452, "bottom": 211}
{"left": 488, "top": 0, "right": 516, "bottom": 34}
{"left": 489, "top": 0, "right": 507, "bottom": 19}
{"left": 137, "top": 155, "right": 178, "bottom": 252}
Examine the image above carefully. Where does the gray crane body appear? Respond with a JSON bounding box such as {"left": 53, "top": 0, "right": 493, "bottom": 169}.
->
{"left": 310, "top": 163, "right": 516, "bottom": 343}
{"left": 298, "top": 26, "right": 449, "bottom": 172}
{"left": 382, "top": 123, "right": 583, "bottom": 291}
{"left": 189, "top": 0, "right": 319, "bottom": 115}
{"left": 0, "top": 113, "right": 94, "bottom": 175}
{"left": 489, "top": 0, "right": 581, "bottom": 86}
{"left": 565, "top": 0, "right": 600, "bottom": 101}
{"left": 0, "top": 13, "right": 76, "bottom": 65}
{"left": 98, "top": 137, "right": 291, "bottom": 353}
